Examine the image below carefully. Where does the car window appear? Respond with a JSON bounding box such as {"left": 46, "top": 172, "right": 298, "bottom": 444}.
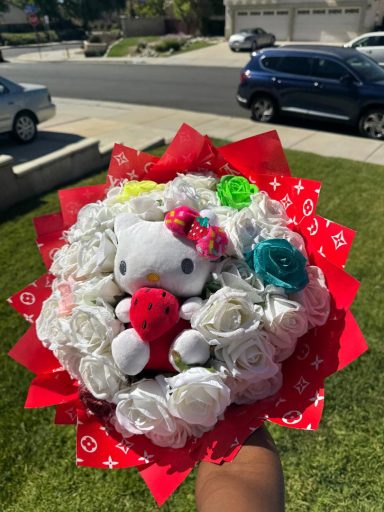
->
{"left": 0, "top": 82, "right": 7, "bottom": 94}
{"left": 377, "top": 36, "right": 384, "bottom": 45}
{"left": 277, "top": 56, "right": 313, "bottom": 75}
{"left": 261, "top": 56, "right": 281, "bottom": 71}
{"left": 313, "top": 58, "right": 348, "bottom": 80}
{"left": 346, "top": 53, "right": 384, "bottom": 82}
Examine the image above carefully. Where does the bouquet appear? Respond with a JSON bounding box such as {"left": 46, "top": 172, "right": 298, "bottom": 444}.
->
{"left": 8, "top": 124, "right": 367, "bottom": 505}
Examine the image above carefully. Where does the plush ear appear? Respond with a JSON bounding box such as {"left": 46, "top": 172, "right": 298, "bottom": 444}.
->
{"left": 114, "top": 213, "right": 141, "bottom": 240}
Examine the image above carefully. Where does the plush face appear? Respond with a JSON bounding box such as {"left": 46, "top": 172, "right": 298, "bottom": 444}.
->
{"left": 114, "top": 213, "right": 212, "bottom": 298}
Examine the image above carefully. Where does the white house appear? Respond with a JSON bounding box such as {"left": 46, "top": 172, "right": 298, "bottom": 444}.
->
{"left": 224, "top": 0, "right": 384, "bottom": 41}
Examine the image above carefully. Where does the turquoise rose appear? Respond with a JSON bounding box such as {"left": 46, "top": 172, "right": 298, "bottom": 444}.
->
{"left": 246, "top": 239, "right": 308, "bottom": 293}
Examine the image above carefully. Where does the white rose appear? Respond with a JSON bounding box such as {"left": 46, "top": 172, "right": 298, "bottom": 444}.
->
{"left": 195, "top": 188, "right": 219, "bottom": 210}
{"left": 248, "top": 192, "right": 289, "bottom": 228}
{"left": 36, "top": 292, "right": 68, "bottom": 348}
{"left": 50, "top": 242, "right": 81, "bottom": 278}
{"left": 53, "top": 345, "right": 82, "bottom": 380}
{"left": 191, "top": 287, "right": 263, "bottom": 346}
{"left": 214, "top": 329, "right": 278, "bottom": 381}
{"left": 222, "top": 207, "right": 263, "bottom": 257}
{"left": 114, "top": 377, "right": 190, "bottom": 447}
{"left": 255, "top": 225, "right": 308, "bottom": 258}
{"left": 263, "top": 294, "right": 308, "bottom": 362}
{"left": 181, "top": 173, "right": 218, "bottom": 190}
{"left": 79, "top": 354, "right": 125, "bottom": 401}
{"left": 63, "top": 304, "right": 123, "bottom": 355}
{"left": 229, "top": 368, "right": 283, "bottom": 405}
{"left": 166, "top": 368, "right": 231, "bottom": 428}
{"left": 213, "top": 258, "right": 264, "bottom": 303}
{"left": 291, "top": 266, "right": 330, "bottom": 328}
{"left": 74, "top": 229, "right": 117, "bottom": 279}
{"left": 204, "top": 205, "right": 237, "bottom": 227}
{"left": 72, "top": 274, "right": 123, "bottom": 306}
{"left": 163, "top": 176, "right": 200, "bottom": 210}
{"left": 126, "top": 191, "right": 165, "bottom": 221}
{"left": 67, "top": 202, "right": 125, "bottom": 243}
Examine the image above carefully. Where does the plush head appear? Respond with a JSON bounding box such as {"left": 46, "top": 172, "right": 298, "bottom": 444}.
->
{"left": 114, "top": 213, "right": 213, "bottom": 298}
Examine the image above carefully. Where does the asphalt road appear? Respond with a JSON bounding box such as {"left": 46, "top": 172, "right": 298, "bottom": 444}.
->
{"left": 0, "top": 59, "right": 357, "bottom": 135}
{"left": 0, "top": 60, "right": 245, "bottom": 117}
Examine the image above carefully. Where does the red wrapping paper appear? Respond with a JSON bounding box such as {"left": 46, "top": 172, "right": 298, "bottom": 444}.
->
{"left": 8, "top": 124, "right": 367, "bottom": 506}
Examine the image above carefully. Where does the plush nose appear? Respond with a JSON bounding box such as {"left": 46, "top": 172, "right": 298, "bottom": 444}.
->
{"left": 146, "top": 272, "right": 160, "bottom": 283}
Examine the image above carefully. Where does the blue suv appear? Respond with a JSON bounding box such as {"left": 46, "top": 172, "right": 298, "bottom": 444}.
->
{"left": 237, "top": 45, "right": 384, "bottom": 139}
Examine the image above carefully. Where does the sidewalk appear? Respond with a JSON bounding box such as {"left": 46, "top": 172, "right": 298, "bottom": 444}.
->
{"left": 39, "top": 97, "right": 384, "bottom": 165}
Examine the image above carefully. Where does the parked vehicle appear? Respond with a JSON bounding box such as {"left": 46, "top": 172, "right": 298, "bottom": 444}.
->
{"left": 344, "top": 32, "right": 384, "bottom": 66}
{"left": 236, "top": 46, "right": 384, "bottom": 139}
{"left": 229, "top": 28, "right": 276, "bottom": 52}
{"left": 0, "top": 76, "right": 55, "bottom": 143}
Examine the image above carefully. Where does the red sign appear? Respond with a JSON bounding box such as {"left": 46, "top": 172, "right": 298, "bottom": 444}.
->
{"left": 28, "top": 13, "right": 39, "bottom": 26}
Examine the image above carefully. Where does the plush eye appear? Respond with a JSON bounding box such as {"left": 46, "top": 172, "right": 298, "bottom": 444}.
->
{"left": 119, "top": 260, "right": 126, "bottom": 275}
{"left": 181, "top": 258, "right": 194, "bottom": 274}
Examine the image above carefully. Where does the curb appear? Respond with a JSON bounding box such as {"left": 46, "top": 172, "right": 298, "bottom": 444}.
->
{"left": 0, "top": 136, "right": 165, "bottom": 212}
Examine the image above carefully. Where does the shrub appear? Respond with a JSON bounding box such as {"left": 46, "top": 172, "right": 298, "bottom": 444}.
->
{"left": 1, "top": 31, "right": 58, "bottom": 46}
{"left": 88, "top": 34, "right": 103, "bottom": 43}
{"left": 154, "top": 37, "right": 185, "bottom": 53}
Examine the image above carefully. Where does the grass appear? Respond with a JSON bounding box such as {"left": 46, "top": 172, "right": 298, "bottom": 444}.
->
{"left": 107, "top": 36, "right": 215, "bottom": 58}
{"left": 0, "top": 144, "right": 383, "bottom": 511}
{"left": 107, "top": 36, "right": 159, "bottom": 57}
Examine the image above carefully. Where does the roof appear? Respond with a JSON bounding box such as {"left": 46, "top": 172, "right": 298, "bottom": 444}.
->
{"left": 256, "top": 45, "right": 360, "bottom": 61}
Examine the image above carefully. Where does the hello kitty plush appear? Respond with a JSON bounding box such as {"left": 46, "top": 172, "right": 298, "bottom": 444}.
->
{"left": 111, "top": 207, "right": 229, "bottom": 376}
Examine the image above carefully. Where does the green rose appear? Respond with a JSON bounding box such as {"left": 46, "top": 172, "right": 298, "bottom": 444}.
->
{"left": 216, "top": 176, "right": 258, "bottom": 210}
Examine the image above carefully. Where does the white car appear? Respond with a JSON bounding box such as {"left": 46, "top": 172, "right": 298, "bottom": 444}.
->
{"left": 0, "top": 76, "right": 55, "bottom": 143}
{"left": 344, "top": 32, "right": 384, "bottom": 66}
{"left": 229, "top": 28, "right": 276, "bottom": 52}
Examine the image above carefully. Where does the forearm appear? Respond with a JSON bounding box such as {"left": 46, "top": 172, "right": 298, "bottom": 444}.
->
{"left": 195, "top": 425, "right": 285, "bottom": 512}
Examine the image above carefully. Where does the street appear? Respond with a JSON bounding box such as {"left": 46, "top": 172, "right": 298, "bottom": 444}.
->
{"left": 0, "top": 60, "right": 244, "bottom": 117}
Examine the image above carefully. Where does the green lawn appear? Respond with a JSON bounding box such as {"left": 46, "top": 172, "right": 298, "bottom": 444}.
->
{"left": 107, "top": 37, "right": 215, "bottom": 58}
{"left": 0, "top": 145, "right": 383, "bottom": 511}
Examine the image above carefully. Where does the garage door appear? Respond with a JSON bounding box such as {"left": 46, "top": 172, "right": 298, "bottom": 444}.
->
{"left": 235, "top": 10, "right": 290, "bottom": 40}
{"left": 293, "top": 7, "right": 361, "bottom": 42}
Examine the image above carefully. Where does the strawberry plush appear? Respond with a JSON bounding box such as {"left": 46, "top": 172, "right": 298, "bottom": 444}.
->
{"left": 111, "top": 211, "right": 228, "bottom": 376}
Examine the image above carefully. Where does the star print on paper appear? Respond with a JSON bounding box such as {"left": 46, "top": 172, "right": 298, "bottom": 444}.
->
{"left": 23, "top": 314, "right": 34, "bottom": 323}
{"left": 294, "top": 376, "right": 310, "bottom": 395}
{"left": 331, "top": 230, "right": 348, "bottom": 250}
{"left": 269, "top": 176, "right": 281, "bottom": 191}
{"left": 103, "top": 456, "right": 119, "bottom": 469}
{"left": 113, "top": 152, "right": 129, "bottom": 166}
{"left": 139, "top": 451, "right": 154, "bottom": 464}
{"left": 310, "top": 391, "right": 324, "bottom": 407}
{"left": 127, "top": 170, "right": 138, "bottom": 180}
{"left": 294, "top": 179, "right": 305, "bottom": 195}
{"left": 280, "top": 193, "right": 293, "bottom": 210}
{"left": 311, "top": 355, "right": 324, "bottom": 371}
{"left": 116, "top": 439, "right": 133, "bottom": 455}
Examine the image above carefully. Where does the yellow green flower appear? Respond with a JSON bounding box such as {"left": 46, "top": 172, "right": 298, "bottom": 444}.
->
{"left": 115, "top": 180, "right": 165, "bottom": 203}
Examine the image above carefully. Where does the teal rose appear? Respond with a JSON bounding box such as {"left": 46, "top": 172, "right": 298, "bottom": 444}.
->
{"left": 217, "top": 175, "right": 258, "bottom": 210}
{"left": 246, "top": 239, "right": 308, "bottom": 293}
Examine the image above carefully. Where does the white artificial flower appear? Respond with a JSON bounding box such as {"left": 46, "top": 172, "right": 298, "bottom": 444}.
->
{"left": 263, "top": 294, "right": 308, "bottom": 362}
{"left": 79, "top": 354, "right": 125, "bottom": 401}
{"left": 53, "top": 345, "right": 82, "bottom": 380}
{"left": 291, "top": 266, "right": 330, "bottom": 328}
{"left": 72, "top": 274, "right": 123, "bottom": 306}
{"left": 248, "top": 192, "right": 289, "bottom": 229}
{"left": 212, "top": 258, "right": 264, "bottom": 303}
{"left": 50, "top": 242, "right": 82, "bottom": 278}
{"left": 66, "top": 201, "right": 126, "bottom": 243}
{"left": 125, "top": 191, "right": 165, "bottom": 221}
{"left": 214, "top": 329, "right": 278, "bottom": 381}
{"left": 113, "top": 377, "right": 192, "bottom": 448}
{"left": 163, "top": 176, "right": 200, "bottom": 210}
{"left": 166, "top": 368, "right": 231, "bottom": 428}
{"left": 181, "top": 173, "right": 218, "bottom": 190}
{"left": 207, "top": 205, "right": 237, "bottom": 226}
{"left": 62, "top": 303, "right": 123, "bottom": 355}
{"left": 222, "top": 206, "right": 264, "bottom": 257}
{"left": 229, "top": 368, "right": 283, "bottom": 405}
{"left": 254, "top": 225, "right": 308, "bottom": 258}
{"left": 36, "top": 292, "right": 68, "bottom": 348}
{"left": 191, "top": 286, "right": 263, "bottom": 346}
{"left": 74, "top": 229, "right": 117, "bottom": 279}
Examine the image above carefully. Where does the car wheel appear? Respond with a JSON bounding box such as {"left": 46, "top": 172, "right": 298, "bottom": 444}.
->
{"left": 358, "top": 109, "right": 384, "bottom": 139}
{"left": 12, "top": 112, "right": 37, "bottom": 143}
{"left": 251, "top": 96, "right": 276, "bottom": 123}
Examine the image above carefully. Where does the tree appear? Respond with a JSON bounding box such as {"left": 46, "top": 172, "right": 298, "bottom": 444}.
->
{"left": 63, "top": 0, "right": 126, "bottom": 29}
{"left": 172, "top": 0, "right": 213, "bottom": 34}
{"left": 0, "top": 0, "right": 9, "bottom": 12}
{"left": 134, "top": 0, "right": 166, "bottom": 17}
